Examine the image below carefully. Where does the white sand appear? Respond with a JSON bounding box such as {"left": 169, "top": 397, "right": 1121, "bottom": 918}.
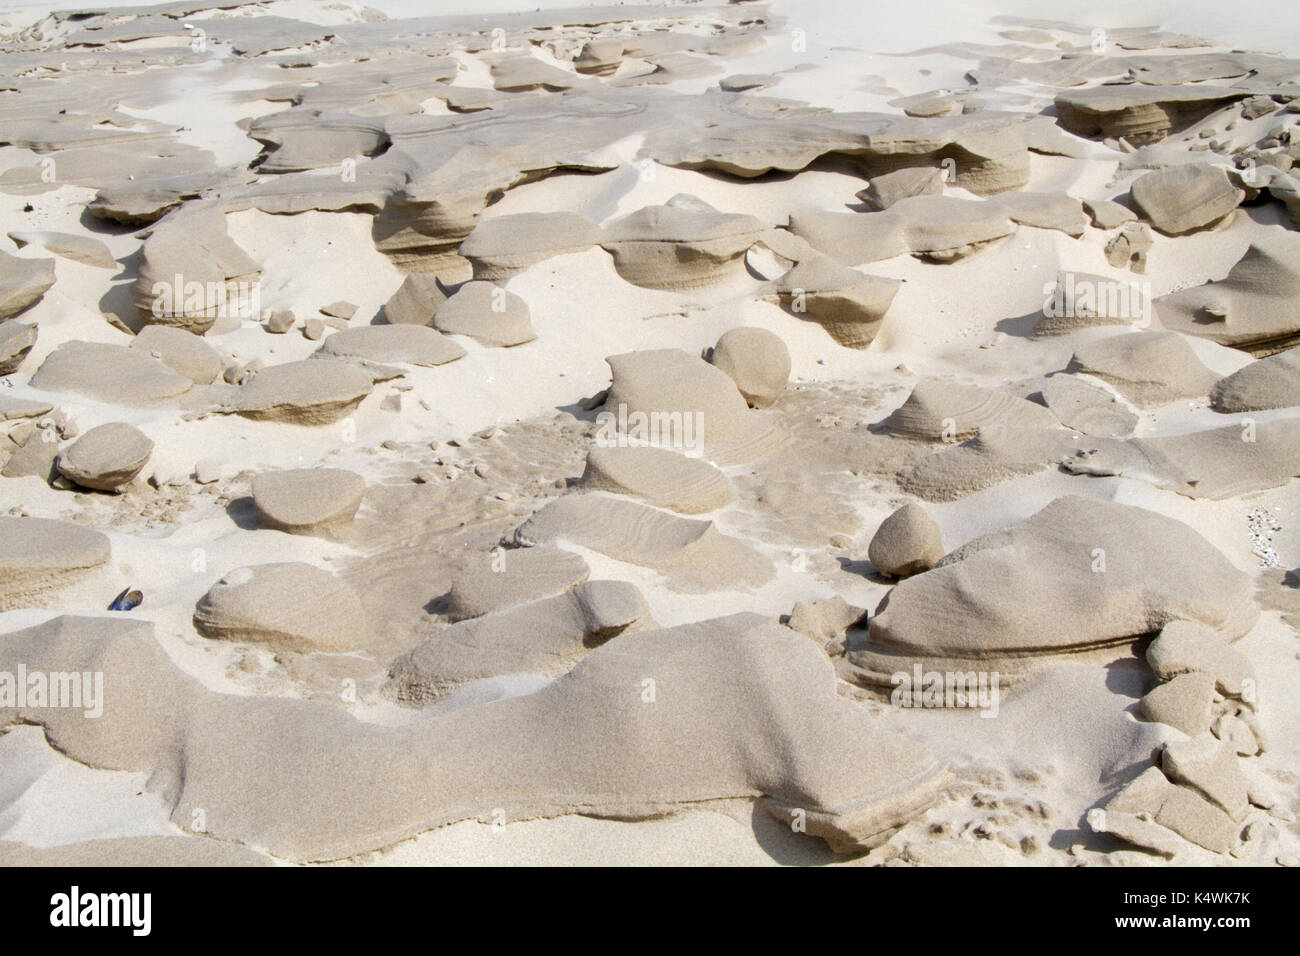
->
{"left": 0, "top": 0, "right": 1297, "bottom": 867}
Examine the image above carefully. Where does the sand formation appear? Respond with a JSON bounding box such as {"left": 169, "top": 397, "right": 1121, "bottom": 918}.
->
{"left": 1062, "top": 419, "right": 1300, "bottom": 499}
{"left": 1063, "top": 332, "right": 1220, "bottom": 407}
{"left": 0, "top": 518, "right": 110, "bottom": 610}
{"left": 432, "top": 282, "right": 536, "bottom": 347}
{"left": 708, "top": 327, "right": 791, "bottom": 408}
{"left": 194, "top": 562, "right": 371, "bottom": 654}
{"left": 250, "top": 468, "right": 367, "bottom": 535}
{"left": 445, "top": 546, "right": 591, "bottom": 622}
{"left": 579, "top": 445, "right": 732, "bottom": 514}
{"left": 387, "top": 580, "right": 653, "bottom": 701}
{"left": 1210, "top": 349, "right": 1300, "bottom": 412}
{"left": 877, "top": 380, "right": 1061, "bottom": 442}
{"left": 845, "top": 497, "right": 1257, "bottom": 687}
{"left": 56, "top": 422, "right": 153, "bottom": 492}
{"left": 0, "top": 321, "right": 37, "bottom": 375}
{"left": 1, "top": 614, "right": 950, "bottom": 860}
{"left": 0, "top": 1, "right": 1296, "bottom": 869}
{"left": 1154, "top": 233, "right": 1300, "bottom": 355}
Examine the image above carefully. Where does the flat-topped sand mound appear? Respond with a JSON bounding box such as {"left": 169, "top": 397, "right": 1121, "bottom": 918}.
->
{"left": 579, "top": 445, "right": 732, "bottom": 514}
{"left": 224, "top": 360, "right": 374, "bottom": 425}
{"left": 514, "top": 493, "right": 772, "bottom": 591}
{"left": 387, "top": 580, "right": 653, "bottom": 702}
{"left": 0, "top": 517, "right": 110, "bottom": 610}
{"left": 845, "top": 496, "right": 1257, "bottom": 685}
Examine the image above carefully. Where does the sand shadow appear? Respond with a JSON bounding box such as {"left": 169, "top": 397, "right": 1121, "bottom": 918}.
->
{"left": 77, "top": 206, "right": 145, "bottom": 236}
{"left": 836, "top": 554, "right": 890, "bottom": 584}
{"left": 1103, "top": 651, "right": 1153, "bottom": 700}
{"left": 422, "top": 591, "right": 451, "bottom": 616}
{"left": 993, "top": 306, "right": 1048, "bottom": 339}
{"left": 225, "top": 495, "right": 261, "bottom": 531}
{"left": 97, "top": 245, "right": 147, "bottom": 333}
{"left": 748, "top": 801, "right": 846, "bottom": 866}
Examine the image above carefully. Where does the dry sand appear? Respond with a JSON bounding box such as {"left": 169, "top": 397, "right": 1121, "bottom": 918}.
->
{"left": 0, "top": 0, "right": 1297, "bottom": 868}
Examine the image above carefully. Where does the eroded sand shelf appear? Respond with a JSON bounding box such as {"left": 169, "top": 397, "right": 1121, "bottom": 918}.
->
{"left": 0, "top": 0, "right": 1298, "bottom": 868}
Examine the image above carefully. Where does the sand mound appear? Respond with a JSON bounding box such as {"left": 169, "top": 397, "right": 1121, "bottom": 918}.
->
{"left": 460, "top": 212, "right": 603, "bottom": 281}
{"left": 194, "top": 562, "right": 370, "bottom": 654}
{"left": 1, "top": 613, "right": 948, "bottom": 860}
{"left": 1210, "top": 349, "right": 1300, "bottom": 412}
{"left": 0, "top": 321, "right": 37, "bottom": 375}
{"left": 514, "top": 493, "right": 771, "bottom": 591}
{"left": 1, "top": 428, "right": 58, "bottom": 481}
{"left": 1041, "top": 374, "right": 1139, "bottom": 437}
{"left": 1082, "top": 198, "right": 1137, "bottom": 230}
{"left": 372, "top": 167, "right": 515, "bottom": 272}
{"left": 225, "top": 360, "right": 373, "bottom": 425}
{"left": 786, "top": 595, "right": 865, "bottom": 646}
{"left": 1062, "top": 419, "right": 1300, "bottom": 499}
{"left": 321, "top": 300, "right": 354, "bottom": 320}
{"left": 877, "top": 379, "right": 1060, "bottom": 442}
{"left": 7, "top": 230, "right": 114, "bottom": 269}
{"left": 129, "top": 325, "right": 223, "bottom": 385}
{"left": 868, "top": 503, "right": 944, "bottom": 578}
{"left": 1154, "top": 234, "right": 1300, "bottom": 355}
{"left": 433, "top": 281, "right": 536, "bottom": 347}
{"left": 133, "top": 204, "right": 261, "bottom": 333}
{"left": 1064, "top": 332, "right": 1218, "bottom": 407}
{"left": 1096, "top": 758, "right": 1244, "bottom": 856}
{"left": 56, "top": 422, "right": 153, "bottom": 492}
{"left": 790, "top": 196, "right": 1016, "bottom": 265}
{"left": 602, "top": 348, "right": 786, "bottom": 465}
{"left": 772, "top": 254, "right": 901, "bottom": 349}
{"left": 898, "top": 427, "right": 1078, "bottom": 501}
{"left": 250, "top": 468, "right": 366, "bottom": 535}
{"left": 1033, "top": 269, "right": 1150, "bottom": 336}
{"left": 446, "top": 546, "right": 590, "bottom": 622}
{"left": 0, "top": 250, "right": 55, "bottom": 320}
{"left": 248, "top": 110, "right": 390, "bottom": 174}
{"left": 708, "top": 327, "right": 790, "bottom": 408}
{"left": 720, "top": 74, "right": 777, "bottom": 92}
{"left": 387, "top": 580, "right": 653, "bottom": 702}
{"left": 1140, "top": 673, "right": 1219, "bottom": 737}
{"left": 855, "top": 167, "right": 944, "bottom": 211}
{"left": 1129, "top": 163, "right": 1243, "bottom": 235}
{"left": 891, "top": 90, "right": 963, "bottom": 117}
{"left": 315, "top": 324, "right": 466, "bottom": 367}
{"left": 647, "top": 103, "right": 1060, "bottom": 192}
{"left": 1053, "top": 85, "right": 1248, "bottom": 143}
{"left": 30, "top": 341, "right": 193, "bottom": 404}
{"left": 600, "top": 197, "right": 766, "bottom": 290}
{"left": 579, "top": 445, "right": 731, "bottom": 514}
{"left": 490, "top": 55, "right": 589, "bottom": 92}
{"left": 0, "top": 396, "right": 51, "bottom": 421}
{"left": 0, "top": 517, "right": 110, "bottom": 610}
{"left": 845, "top": 496, "right": 1257, "bottom": 685}
{"left": 1148, "top": 621, "right": 1254, "bottom": 697}
{"left": 382, "top": 273, "right": 447, "bottom": 327}
{"left": 988, "top": 191, "right": 1087, "bottom": 236}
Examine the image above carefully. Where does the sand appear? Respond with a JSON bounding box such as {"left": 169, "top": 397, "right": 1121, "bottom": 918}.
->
{"left": 0, "top": 0, "right": 1297, "bottom": 870}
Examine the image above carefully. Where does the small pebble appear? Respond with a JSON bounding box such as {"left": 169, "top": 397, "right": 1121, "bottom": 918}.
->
{"left": 265, "top": 310, "right": 295, "bottom": 334}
